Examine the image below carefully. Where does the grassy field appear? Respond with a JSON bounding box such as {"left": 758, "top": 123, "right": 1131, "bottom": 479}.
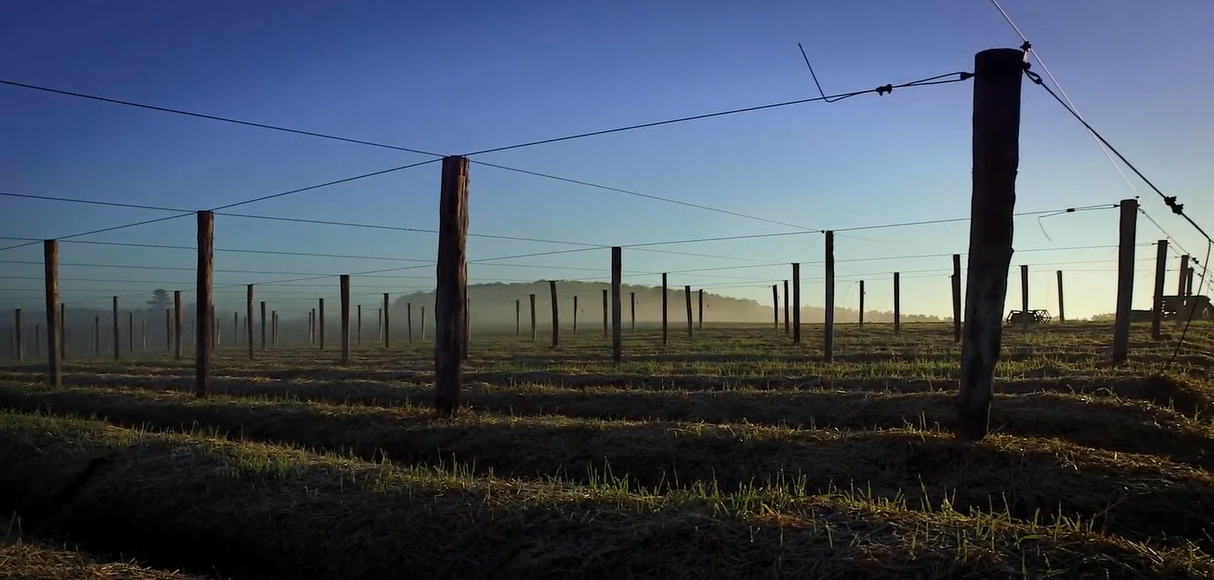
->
{"left": 1, "top": 321, "right": 1213, "bottom": 579}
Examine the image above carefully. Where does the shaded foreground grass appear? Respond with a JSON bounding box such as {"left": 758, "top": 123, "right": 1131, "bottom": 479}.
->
{"left": 0, "top": 533, "right": 212, "bottom": 579}
{"left": 1, "top": 411, "right": 1212, "bottom": 580}
{"left": 3, "top": 383, "right": 1214, "bottom": 550}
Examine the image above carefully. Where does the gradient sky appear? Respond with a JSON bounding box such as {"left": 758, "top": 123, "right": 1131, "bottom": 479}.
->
{"left": 1, "top": 0, "right": 1211, "bottom": 320}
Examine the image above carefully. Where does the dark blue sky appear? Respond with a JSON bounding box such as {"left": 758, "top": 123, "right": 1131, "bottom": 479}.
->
{"left": 2, "top": 0, "right": 1210, "bottom": 318}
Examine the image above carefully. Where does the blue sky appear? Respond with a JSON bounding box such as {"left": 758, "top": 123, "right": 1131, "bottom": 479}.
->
{"left": 1, "top": 0, "right": 1211, "bottom": 320}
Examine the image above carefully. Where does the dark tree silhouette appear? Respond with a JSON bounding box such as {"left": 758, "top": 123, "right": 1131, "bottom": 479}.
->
{"left": 148, "top": 288, "right": 173, "bottom": 310}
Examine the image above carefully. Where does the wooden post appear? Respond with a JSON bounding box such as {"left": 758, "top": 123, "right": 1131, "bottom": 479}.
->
{"left": 792, "top": 264, "right": 801, "bottom": 344}
{"left": 1019, "top": 264, "right": 1029, "bottom": 331}
{"left": 318, "top": 298, "right": 325, "bottom": 350}
{"left": 1112, "top": 198, "right": 1138, "bottom": 363}
{"left": 195, "top": 210, "right": 214, "bottom": 397}
{"left": 111, "top": 297, "right": 119, "bottom": 360}
{"left": 698, "top": 288, "right": 704, "bottom": 330}
{"left": 357, "top": 304, "right": 362, "bottom": 345}
{"left": 232, "top": 312, "right": 238, "bottom": 346}
{"left": 573, "top": 295, "right": 578, "bottom": 335}
{"left": 611, "top": 247, "right": 622, "bottom": 362}
{"left": 957, "top": 47, "right": 1023, "bottom": 442}
{"left": 43, "top": 240, "right": 60, "bottom": 386}
{"left": 782, "top": 279, "right": 790, "bottom": 335}
{"left": 893, "top": 273, "right": 901, "bottom": 335}
{"left": 629, "top": 292, "right": 636, "bottom": 332}
{"left": 140, "top": 318, "right": 146, "bottom": 351}
{"left": 434, "top": 155, "right": 469, "bottom": 418}
{"left": 549, "top": 280, "right": 560, "bottom": 348}
{"left": 1151, "top": 240, "right": 1168, "bottom": 339}
{"left": 515, "top": 299, "right": 521, "bottom": 336}
{"left": 529, "top": 294, "right": 537, "bottom": 341}
{"left": 825, "top": 233, "right": 835, "bottom": 360}
{"left": 1056, "top": 270, "right": 1066, "bottom": 325}
{"left": 771, "top": 284, "right": 779, "bottom": 330}
{"left": 308, "top": 309, "right": 315, "bottom": 344}
{"left": 1187, "top": 267, "right": 1196, "bottom": 297}
{"left": 683, "top": 285, "right": 693, "bottom": 338}
{"left": 13, "top": 309, "right": 22, "bottom": 363}
{"left": 382, "top": 294, "right": 391, "bottom": 348}
{"left": 260, "top": 301, "right": 267, "bottom": 350}
{"left": 407, "top": 301, "right": 414, "bottom": 343}
{"left": 601, "top": 289, "right": 609, "bottom": 338}
{"left": 858, "top": 280, "right": 865, "bottom": 327}
{"left": 421, "top": 307, "right": 427, "bottom": 341}
{"left": 1178, "top": 255, "right": 1190, "bottom": 299}
{"left": 662, "top": 274, "right": 669, "bottom": 345}
{"left": 272, "top": 311, "right": 278, "bottom": 345}
{"left": 340, "top": 275, "right": 350, "bottom": 365}
{"left": 953, "top": 254, "right": 963, "bottom": 342}
{"left": 127, "top": 311, "right": 134, "bottom": 354}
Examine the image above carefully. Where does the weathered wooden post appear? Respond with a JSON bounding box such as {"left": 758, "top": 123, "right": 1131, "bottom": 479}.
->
{"left": 43, "top": 240, "right": 60, "bottom": 386}
{"left": 1187, "top": 267, "right": 1196, "bottom": 297}
{"left": 629, "top": 291, "right": 636, "bottom": 332}
{"left": 111, "top": 297, "right": 120, "bottom": 360}
{"left": 309, "top": 309, "right": 315, "bottom": 344}
{"left": 549, "top": 280, "right": 560, "bottom": 348}
{"left": 92, "top": 316, "right": 99, "bottom": 356}
{"left": 858, "top": 280, "right": 865, "bottom": 327}
{"left": 947, "top": 257, "right": 960, "bottom": 341}
{"left": 697, "top": 288, "right": 704, "bottom": 331}
{"left": 407, "top": 302, "right": 414, "bottom": 343}
{"left": 611, "top": 247, "right": 622, "bottom": 362}
{"left": 243, "top": 286, "right": 253, "bottom": 360}
{"left": 232, "top": 312, "right": 238, "bottom": 346}
{"left": 791, "top": 264, "right": 801, "bottom": 344}
{"left": 771, "top": 284, "right": 779, "bottom": 330}
{"left": 515, "top": 299, "right": 521, "bottom": 336}
{"left": 825, "top": 233, "right": 835, "bottom": 360}
{"left": 318, "top": 298, "right": 325, "bottom": 350}
{"left": 1178, "top": 255, "right": 1191, "bottom": 300}
{"left": 127, "top": 311, "right": 134, "bottom": 354}
{"left": 683, "top": 285, "right": 693, "bottom": 338}
{"left": 1056, "top": 270, "right": 1066, "bottom": 325}
{"left": 421, "top": 306, "right": 427, "bottom": 340}
{"left": 356, "top": 304, "right": 362, "bottom": 345}
{"left": 573, "top": 295, "right": 578, "bottom": 335}
{"left": 434, "top": 155, "right": 469, "bottom": 418}
{"left": 893, "top": 272, "right": 901, "bottom": 335}
{"left": 529, "top": 294, "right": 537, "bottom": 341}
{"left": 196, "top": 210, "right": 214, "bottom": 397}
{"left": 140, "top": 318, "right": 146, "bottom": 352}
{"left": 1019, "top": 264, "right": 1029, "bottom": 331}
{"left": 1112, "top": 198, "right": 1138, "bottom": 363}
{"left": 13, "top": 309, "right": 22, "bottom": 363}
{"left": 662, "top": 273, "right": 669, "bottom": 344}
{"left": 340, "top": 275, "right": 351, "bottom": 365}
{"left": 956, "top": 47, "right": 1023, "bottom": 442}
{"left": 1151, "top": 240, "right": 1168, "bottom": 338}
{"left": 601, "top": 289, "right": 609, "bottom": 338}
{"left": 381, "top": 294, "right": 390, "bottom": 348}
{"left": 272, "top": 311, "right": 278, "bottom": 345}
{"left": 782, "top": 279, "right": 790, "bottom": 335}
{"left": 260, "top": 301, "right": 267, "bottom": 350}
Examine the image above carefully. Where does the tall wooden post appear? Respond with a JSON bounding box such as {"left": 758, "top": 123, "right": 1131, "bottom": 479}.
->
{"left": 957, "top": 47, "right": 1023, "bottom": 442}
{"left": 272, "top": 311, "right": 278, "bottom": 345}
{"left": 127, "top": 311, "right": 134, "bottom": 354}
{"left": 782, "top": 279, "right": 790, "bottom": 335}
{"left": 515, "top": 299, "right": 521, "bottom": 336}
{"left": 232, "top": 312, "right": 238, "bottom": 346}
{"left": 1187, "top": 267, "right": 1196, "bottom": 297}
{"left": 318, "top": 298, "right": 325, "bottom": 350}
{"left": 340, "top": 275, "right": 350, "bottom": 365}
{"left": 111, "top": 297, "right": 120, "bottom": 360}
{"left": 893, "top": 273, "right": 901, "bottom": 335}
{"left": 858, "top": 280, "right": 865, "bottom": 327}
{"left": 382, "top": 294, "right": 390, "bottom": 348}
{"left": 92, "top": 316, "right": 99, "bottom": 356}
{"left": 629, "top": 292, "right": 636, "bottom": 332}
{"left": 825, "top": 233, "right": 835, "bottom": 360}
{"left": 196, "top": 210, "right": 214, "bottom": 397}
{"left": 697, "top": 288, "right": 704, "bottom": 331}
{"left": 1056, "top": 270, "right": 1066, "bottom": 324}
{"left": 1019, "top": 264, "right": 1029, "bottom": 331}
{"left": 421, "top": 305, "right": 427, "bottom": 340}
{"left": 434, "top": 155, "right": 469, "bottom": 418}
{"left": 309, "top": 309, "right": 315, "bottom": 344}
{"left": 771, "top": 284, "right": 779, "bottom": 330}
{"left": 407, "top": 302, "right": 414, "bottom": 343}
{"left": 140, "top": 318, "right": 146, "bottom": 352}
{"left": 244, "top": 286, "right": 253, "bottom": 360}
{"left": 572, "top": 295, "right": 578, "bottom": 335}
{"left": 529, "top": 294, "right": 537, "bottom": 341}
{"left": 680, "top": 285, "right": 692, "bottom": 338}
{"left": 1151, "top": 240, "right": 1168, "bottom": 338}
{"left": 611, "top": 247, "right": 622, "bottom": 362}
{"left": 260, "top": 301, "right": 267, "bottom": 350}
{"left": 1112, "top": 198, "right": 1138, "bottom": 363}
{"left": 13, "top": 309, "right": 22, "bottom": 363}
{"left": 662, "top": 273, "right": 669, "bottom": 344}
{"left": 791, "top": 264, "right": 801, "bottom": 345}
{"left": 549, "top": 280, "right": 560, "bottom": 348}
{"left": 43, "top": 240, "right": 60, "bottom": 386}
{"left": 952, "top": 254, "right": 963, "bottom": 341}
{"left": 357, "top": 304, "right": 362, "bottom": 345}
{"left": 1178, "top": 255, "right": 1190, "bottom": 299}
{"left": 601, "top": 289, "right": 609, "bottom": 338}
